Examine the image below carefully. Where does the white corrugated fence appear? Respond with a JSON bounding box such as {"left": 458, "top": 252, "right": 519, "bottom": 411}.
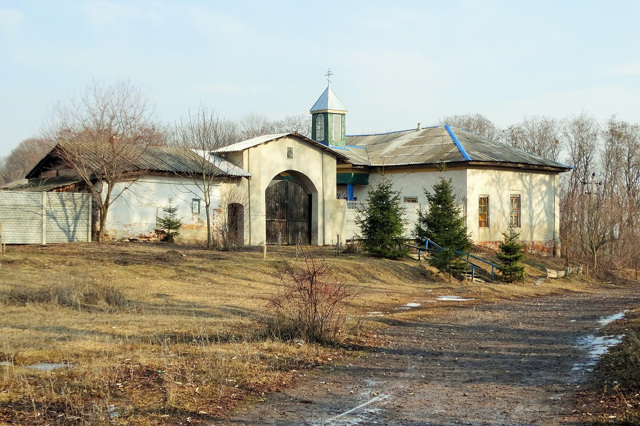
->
{"left": 0, "top": 192, "right": 92, "bottom": 244}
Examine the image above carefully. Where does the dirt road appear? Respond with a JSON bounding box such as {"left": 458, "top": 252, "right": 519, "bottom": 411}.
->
{"left": 219, "top": 285, "right": 639, "bottom": 425}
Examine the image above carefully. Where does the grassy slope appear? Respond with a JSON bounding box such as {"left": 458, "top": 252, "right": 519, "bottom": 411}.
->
{"left": 0, "top": 242, "right": 618, "bottom": 424}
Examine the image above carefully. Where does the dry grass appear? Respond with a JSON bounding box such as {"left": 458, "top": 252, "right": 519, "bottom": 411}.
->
{"left": 0, "top": 242, "right": 596, "bottom": 424}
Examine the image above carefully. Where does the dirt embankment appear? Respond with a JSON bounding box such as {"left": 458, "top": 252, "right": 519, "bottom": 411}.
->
{"left": 220, "top": 285, "right": 640, "bottom": 425}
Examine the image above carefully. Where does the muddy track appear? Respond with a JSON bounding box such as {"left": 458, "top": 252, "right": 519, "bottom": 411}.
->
{"left": 219, "top": 285, "right": 640, "bottom": 425}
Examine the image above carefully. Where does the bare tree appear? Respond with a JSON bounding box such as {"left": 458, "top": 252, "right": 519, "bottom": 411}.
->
{"left": 504, "top": 116, "right": 562, "bottom": 161}
{"left": 172, "top": 105, "right": 240, "bottom": 249}
{"left": 559, "top": 113, "right": 601, "bottom": 266}
{"left": 273, "top": 114, "right": 312, "bottom": 138}
{"left": 0, "top": 138, "right": 55, "bottom": 184}
{"left": 601, "top": 117, "right": 640, "bottom": 270}
{"left": 439, "top": 113, "right": 502, "bottom": 140}
{"left": 240, "top": 113, "right": 312, "bottom": 140}
{"left": 240, "top": 112, "right": 276, "bottom": 139}
{"left": 45, "top": 80, "right": 163, "bottom": 242}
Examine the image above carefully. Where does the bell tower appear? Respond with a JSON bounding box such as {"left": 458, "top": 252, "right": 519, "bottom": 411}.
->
{"left": 310, "top": 69, "right": 347, "bottom": 147}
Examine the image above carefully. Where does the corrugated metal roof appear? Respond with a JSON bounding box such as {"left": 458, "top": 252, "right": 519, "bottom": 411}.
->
{"left": 342, "top": 126, "right": 571, "bottom": 171}
{"left": 213, "top": 132, "right": 349, "bottom": 160}
{"left": 136, "top": 146, "right": 250, "bottom": 177}
{"left": 25, "top": 144, "right": 250, "bottom": 179}
{"left": 3, "top": 176, "right": 83, "bottom": 192}
{"left": 310, "top": 86, "right": 348, "bottom": 112}
{"left": 214, "top": 133, "right": 291, "bottom": 153}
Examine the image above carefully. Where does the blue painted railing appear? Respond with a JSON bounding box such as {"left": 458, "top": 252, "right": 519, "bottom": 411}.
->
{"left": 417, "top": 238, "right": 499, "bottom": 281}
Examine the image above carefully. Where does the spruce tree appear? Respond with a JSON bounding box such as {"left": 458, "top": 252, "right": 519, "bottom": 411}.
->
{"left": 156, "top": 198, "right": 183, "bottom": 243}
{"left": 416, "top": 177, "right": 472, "bottom": 275}
{"left": 497, "top": 230, "right": 525, "bottom": 282}
{"left": 356, "top": 177, "right": 408, "bottom": 259}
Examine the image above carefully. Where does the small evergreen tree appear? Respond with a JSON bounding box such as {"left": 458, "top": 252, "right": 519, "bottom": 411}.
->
{"left": 356, "top": 177, "right": 408, "bottom": 259}
{"left": 416, "top": 177, "right": 472, "bottom": 276}
{"left": 497, "top": 230, "right": 525, "bottom": 282}
{"left": 156, "top": 198, "right": 183, "bottom": 243}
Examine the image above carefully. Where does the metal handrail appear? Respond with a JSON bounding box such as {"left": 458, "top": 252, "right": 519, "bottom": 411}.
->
{"left": 419, "top": 237, "right": 499, "bottom": 280}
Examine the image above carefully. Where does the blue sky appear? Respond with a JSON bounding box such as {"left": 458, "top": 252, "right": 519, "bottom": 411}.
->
{"left": 2, "top": 0, "right": 640, "bottom": 158}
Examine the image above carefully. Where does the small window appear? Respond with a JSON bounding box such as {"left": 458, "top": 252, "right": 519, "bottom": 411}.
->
{"left": 287, "top": 146, "right": 293, "bottom": 159}
{"left": 404, "top": 196, "right": 418, "bottom": 203}
{"left": 316, "top": 114, "right": 324, "bottom": 141}
{"left": 478, "top": 196, "right": 489, "bottom": 228}
{"left": 509, "top": 195, "right": 521, "bottom": 227}
{"left": 192, "top": 198, "right": 201, "bottom": 214}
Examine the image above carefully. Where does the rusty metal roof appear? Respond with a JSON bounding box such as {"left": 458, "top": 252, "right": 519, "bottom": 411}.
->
{"left": 339, "top": 125, "right": 570, "bottom": 171}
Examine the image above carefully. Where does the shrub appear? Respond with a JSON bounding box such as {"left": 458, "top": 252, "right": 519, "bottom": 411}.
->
{"left": 415, "top": 176, "right": 471, "bottom": 276}
{"left": 266, "top": 250, "right": 354, "bottom": 343}
{"left": 356, "top": 177, "right": 408, "bottom": 259}
{"left": 156, "top": 198, "right": 183, "bottom": 243}
{"left": 497, "top": 230, "right": 526, "bottom": 282}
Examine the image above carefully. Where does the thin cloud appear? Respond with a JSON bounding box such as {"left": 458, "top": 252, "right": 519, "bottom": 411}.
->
{"left": 608, "top": 62, "right": 640, "bottom": 76}
{"left": 0, "top": 8, "right": 24, "bottom": 36}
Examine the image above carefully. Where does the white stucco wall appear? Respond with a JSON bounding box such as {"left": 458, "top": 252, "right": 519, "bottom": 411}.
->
{"left": 105, "top": 175, "right": 220, "bottom": 242}
{"left": 347, "top": 167, "right": 561, "bottom": 254}
{"left": 466, "top": 168, "right": 559, "bottom": 245}
{"left": 352, "top": 169, "right": 468, "bottom": 239}
{"left": 235, "top": 136, "right": 342, "bottom": 246}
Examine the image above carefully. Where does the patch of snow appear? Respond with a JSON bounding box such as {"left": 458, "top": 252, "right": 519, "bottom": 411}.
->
{"left": 0, "top": 361, "right": 13, "bottom": 367}
{"left": 107, "top": 404, "right": 119, "bottom": 419}
{"left": 26, "top": 363, "right": 73, "bottom": 371}
{"left": 436, "top": 295, "right": 474, "bottom": 302}
{"left": 395, "top": 302, "right": 421, "bottom": 311}
{"left": 598, "top": 311, "right": 627, "bottom": 328}
{"left": 573, "top": 334, "right": 623, "bottom": 371}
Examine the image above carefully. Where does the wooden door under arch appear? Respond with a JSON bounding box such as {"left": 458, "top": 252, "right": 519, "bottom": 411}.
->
{"left": 265, "top": 180, "right": 311, "bottom": 245}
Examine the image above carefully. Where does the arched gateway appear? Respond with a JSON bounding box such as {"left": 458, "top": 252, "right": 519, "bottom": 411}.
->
{"left": 266, "top": 177, "right": 311, "bottom": 245}
{"left": 213, "top": 133, "right": 347, "bottom": 246}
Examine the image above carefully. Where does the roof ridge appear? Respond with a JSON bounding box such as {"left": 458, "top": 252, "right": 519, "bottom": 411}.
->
{"left": 347, "top": 124, "right": 441, "bottom": 138}
{"left": 445, "top": 125, "right": 472, "bottom": 161}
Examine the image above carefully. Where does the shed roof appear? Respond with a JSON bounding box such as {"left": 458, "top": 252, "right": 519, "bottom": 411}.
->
{"left": 337, "top": 125, "right": 571, "bottom": 172}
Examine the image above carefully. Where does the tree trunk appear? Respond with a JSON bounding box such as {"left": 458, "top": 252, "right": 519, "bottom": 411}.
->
{"left": 205, "top": 203, "right": 212, "bottom": 249}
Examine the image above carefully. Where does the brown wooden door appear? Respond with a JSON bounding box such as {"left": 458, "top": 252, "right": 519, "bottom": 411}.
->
{"left": 265, "top": 180, "right": 311, "bottom": 245}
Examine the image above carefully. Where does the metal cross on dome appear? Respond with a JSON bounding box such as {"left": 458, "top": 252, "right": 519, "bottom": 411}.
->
{"left": 325, "top": 68, "right": 333, "bottom": 86}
